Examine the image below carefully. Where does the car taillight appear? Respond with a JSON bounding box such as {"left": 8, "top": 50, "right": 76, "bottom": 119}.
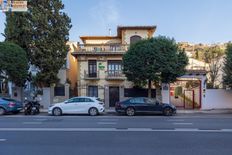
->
{"left": 8, "top": 102, "right": 16, "bottom": 108}
{"left": 98, "top": 102, "right": 104, "bottom": 105}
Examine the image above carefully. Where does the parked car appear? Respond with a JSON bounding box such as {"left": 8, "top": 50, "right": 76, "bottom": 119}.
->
{"left": 0, "top": 97, "right": 23, "bottom": 115}
{"left": 115, "top": 97, "right": 176, "bottom": 116}
{"left": 48, "top": 96, "right": 105, "bottom": 116}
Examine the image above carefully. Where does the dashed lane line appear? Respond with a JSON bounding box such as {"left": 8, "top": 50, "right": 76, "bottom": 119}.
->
{"left": 167, "top": 119, "right": 185, "bottom": 122}
{"left": 173, "top": 123, "right": 193, "bottom": 125}
{"left": 97, "top": 122, "right": 117, "bottom": 125}
{"left": 22, "top": 122, "right": 42, "bottom": 125}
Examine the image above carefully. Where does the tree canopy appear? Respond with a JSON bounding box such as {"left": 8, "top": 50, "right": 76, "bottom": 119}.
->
{"left": 4, "top": 0, "right": 72, "bottom": 87}
{"left": 0, "top": 42, "right": 28, "bottom": 86}
{"left": 223, "top": 43, "right": 232, "bottom": 88}
{"left": 123, "top": 36, "right": 188, "bottom": 97}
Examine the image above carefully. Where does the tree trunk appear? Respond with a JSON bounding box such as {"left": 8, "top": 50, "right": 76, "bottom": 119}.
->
{"left": 148, "top": 80, "right": 152, "bottom": 98}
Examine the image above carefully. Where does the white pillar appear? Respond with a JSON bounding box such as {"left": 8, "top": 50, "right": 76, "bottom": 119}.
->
{"left": 8, "top": 81, "right": 13, "bottom": 98}
{"left": 201, "top": 76, "right": 207, "bottom": 109}
{"left": 161, "top": 83, "right": 170, "bottom": 104}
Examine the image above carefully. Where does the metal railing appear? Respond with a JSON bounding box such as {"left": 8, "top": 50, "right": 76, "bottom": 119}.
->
{"left": 77, "top": 44, "right": 129, "bottom": 52}
{"left": 84, "top": 70, "right": 100, "bottom": 79}
{"left": 105, "top": 70, "right": 126, "bottom": 79}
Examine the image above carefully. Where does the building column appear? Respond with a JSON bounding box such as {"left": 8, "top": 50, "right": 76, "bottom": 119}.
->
{"left": 201, "top": 76, "right": 207, "bottom": 109}
{"left": 104, "top": 85, "right": 109, "bottom": 109}
{"left": 41, "top": 87, "right": 54, "bottom": 109}
{"left": 12, "top": 87, "right": 23, "bottom": 102}
{"left": 119, "top": 85, "right": 124, "bottom": 101}
{"left": 161, "top": 83, "right": 170, "bottom": 104}
{"left": 65, "top": 83, "right": 70, "bottom": 99}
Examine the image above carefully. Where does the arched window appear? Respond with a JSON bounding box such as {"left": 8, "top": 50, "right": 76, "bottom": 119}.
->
{"left": 130, "top": 35, "right": 142, "bottom": 44}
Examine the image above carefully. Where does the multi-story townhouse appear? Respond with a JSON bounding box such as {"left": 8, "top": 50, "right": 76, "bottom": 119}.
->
{"left": 72, "top": 26, "right": 156, "bottom": 108}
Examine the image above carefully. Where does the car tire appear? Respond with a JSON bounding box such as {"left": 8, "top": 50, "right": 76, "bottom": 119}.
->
{"left": 88, "top": 107, "right": 98, "bottom": 116}
{"left": 0, "top": 107, "right": 6, "bottom": 115}
{"left": 52, "top": 107, "right": 62, "bottom": 116}
{"left": 126, "top": 107, "right": 135, "bottom": 116}
{"left": 12, "top": 110, "right": 20, "bottom": 114}
{"left": 163, "top": 107, "right": 173, "bottom": 116}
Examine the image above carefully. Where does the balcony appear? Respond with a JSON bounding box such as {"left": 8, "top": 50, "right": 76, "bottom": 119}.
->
{"left": 84, "top": 70, "right": 100, "bottom": 80}
{"left": 72, "top": 44, "right": 129, "bottom": 57}
{"left": 186, "top": 66, "right": 208, "bottom": 75}
{"left": 105, "top": 70, "right": 126, "bottom": 80}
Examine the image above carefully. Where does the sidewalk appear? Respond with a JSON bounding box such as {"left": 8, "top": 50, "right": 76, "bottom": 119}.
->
{"left": 40, "top": 108, "right": 232, "bottom": 114}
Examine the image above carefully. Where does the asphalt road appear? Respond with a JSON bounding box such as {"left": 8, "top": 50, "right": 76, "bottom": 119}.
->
{"left": 0, "top": 113, "right": 232, "bottom": 155}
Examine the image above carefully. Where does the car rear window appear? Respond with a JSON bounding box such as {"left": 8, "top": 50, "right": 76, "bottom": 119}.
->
{"left": 2, "top": 98, "right": 15, "bottom": 102}
{"left": 96, "top": 98, "right": 103, "bottom": 102}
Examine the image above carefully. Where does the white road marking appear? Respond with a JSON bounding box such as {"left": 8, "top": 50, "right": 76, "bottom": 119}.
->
{"left": 167, "top": 119, "right": 185, "bottom": 122}
{"left": 34, "top": 119, "right": 47, "bottom": 121}
{"left": 220, "top": 129, "right": 232, "bottom": 132}
{"left": 100, "top": 119, "right": 118, "bottom": 121}
{"left": 22, "top": 122, "right": 42, "bottom": 125}
{"left": 0, "top": 139, "right": 6, "bottom": 142}
{"left": 173, "top": 123, "right": 193, "bottom": 125}
{"left": 175, "top": 128, "right": 198, "bottom": 131}
{"left": 0, "top": 128, "right": 231, "bottom": 132}
{"left": 97, "top": 122, "right": 117, "bottom": 125}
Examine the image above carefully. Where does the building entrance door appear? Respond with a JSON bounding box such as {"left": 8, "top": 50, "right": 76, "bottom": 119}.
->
{"left": 184, "top": 90, "right": 194, "bottom": 109}
{"left": 109, "top": 86, "right": 119, "bottom": 107}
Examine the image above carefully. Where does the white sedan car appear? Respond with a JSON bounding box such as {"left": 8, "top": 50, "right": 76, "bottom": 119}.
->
{"left": 48, "top": 96, "right": 105, "bottom": 116}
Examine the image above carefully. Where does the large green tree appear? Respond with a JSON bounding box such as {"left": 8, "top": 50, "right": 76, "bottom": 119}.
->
{"left": 4, "top": 0, "right": 72, "bottom": 87}
{"left": 123, "top": 36, "right": 188, "bottom": 97}
{"left": 3, "top": 12, "right": 31, "bottom": 56}
{"left": 0, "top": 42, "right": 28, "bottom": 86}
{"left": 223, "top": 43, "right": 232, "bottom": 88}
{"left": 204, "top": 46, "right": 224, "bottom": 88}
{"left": 194, "top": 46, "right": 224, "bottom": 88}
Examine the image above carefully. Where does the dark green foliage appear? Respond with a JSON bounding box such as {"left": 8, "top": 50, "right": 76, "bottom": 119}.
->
{"left": 4, "top": 0, "right": 72, "bottom": 87}
{"left": 223, "top": 43, "right": 232, "bottom": 88}
{"left": 154, "top": 36, "right": 188, "bottom": 83}
{"left": 123, "top": 36, "right": 188, "bottom": 97}
{"left": 3, "top": 12, "right": 31, "bottom": 55}
{"left": 0, "top": 42, "right": 28, "bottom": 86}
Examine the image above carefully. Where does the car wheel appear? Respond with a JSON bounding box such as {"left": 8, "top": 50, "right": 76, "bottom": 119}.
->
{"left": 89, "top": 107, "right": 98, "bottom": 116}
{"left": 126, "top": 107, "right": 135, "bottom": 116}
{"left": 52, "top": 107, "right": 62, "bottom": 116}
{"left": 163, "top": 108, "right": 173, "bottom": 116}
{"left": 0, "top": 107, "right": 6, "bottom": 115}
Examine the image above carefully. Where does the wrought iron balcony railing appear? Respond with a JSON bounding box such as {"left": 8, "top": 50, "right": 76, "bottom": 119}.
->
{"left": 84, "top": 70, "right": 100, "bottom": 80}
{"left": 77, "top": 44, "right": 129, "bottom": 53}
{"left": 105, "top": 70, "right": 126, "bottom": 80}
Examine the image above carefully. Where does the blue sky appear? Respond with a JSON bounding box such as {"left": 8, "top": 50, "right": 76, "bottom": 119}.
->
{"left": 0, "top": 0, "right": 232, "bottom": 43}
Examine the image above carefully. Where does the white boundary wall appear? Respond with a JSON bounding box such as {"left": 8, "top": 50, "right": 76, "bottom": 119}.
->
{"left": 202, "top": 89, "right": 232, "bottom": 109}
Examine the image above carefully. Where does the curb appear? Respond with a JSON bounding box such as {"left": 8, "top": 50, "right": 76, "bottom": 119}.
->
{"left": 38, "top": 109, "right": 232, "bottom": 115}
